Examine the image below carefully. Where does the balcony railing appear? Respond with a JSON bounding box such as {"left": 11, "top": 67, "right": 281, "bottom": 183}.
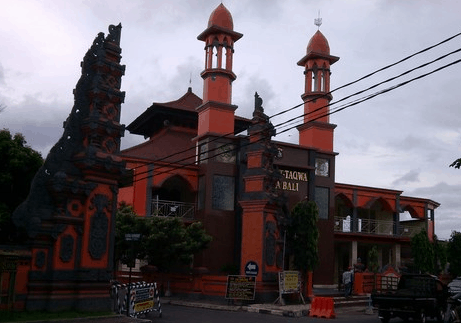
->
{"left": 151, "top": 199, "right": 196, "bottom": 219}
{"left": 334, "top": 216, "right": 419, "bottom": 237}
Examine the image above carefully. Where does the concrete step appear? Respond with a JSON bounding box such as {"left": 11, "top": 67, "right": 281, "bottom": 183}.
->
{"left": 333, "top": 295, "right": 371, "bottom": 308}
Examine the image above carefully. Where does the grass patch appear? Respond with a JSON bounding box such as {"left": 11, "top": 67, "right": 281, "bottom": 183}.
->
{"left": 0, "top": 310, "right": 115, "bottom": 322}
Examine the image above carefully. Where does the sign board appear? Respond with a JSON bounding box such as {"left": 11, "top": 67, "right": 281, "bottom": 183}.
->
{"left": 112, "top": 282, "right": 161, "bottom": 318}
{"left": 244, "top": 261, "right": 259, "bottom": 276}
{"left": 225, "top": 275, "right": 256, "bottom": 300}
{"left": 278, "top": 271, "right": 301, "bottom": 294}
{"left": 133, "top": 286, "right": 155, "bottom": 314}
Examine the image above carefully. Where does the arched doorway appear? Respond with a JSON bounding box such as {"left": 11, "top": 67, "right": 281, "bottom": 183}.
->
{"left": 152, "top": 175, "right": 195, "bottom": 218}
{"left": 153, "top": 175, "right": 194, "bottom": 203}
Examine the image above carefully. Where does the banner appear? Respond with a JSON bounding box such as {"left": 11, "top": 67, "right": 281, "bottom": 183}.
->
{"left": 279, "top": 271, "right": 301, "bottom": 294}
{"left": 225, "top": 275, "right": 256, "bottom": 300}
{"left": 133, "top": 285, "right": 156, "bottom": 315}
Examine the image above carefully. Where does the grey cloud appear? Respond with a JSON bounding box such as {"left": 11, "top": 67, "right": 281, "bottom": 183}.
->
{"left": 408, "top": 182, "right": 461, "bottom": 210}
{"left": 234, "top": 75, "right": 277, "bottom": 120}
{"left": 392, "top": 169, "right": 420, "bottom": 186}
{"left": 405, "top": 182, "right": 461, "bottom": 240}
{"left": 0, "top": 63, "right": 5, "bottom": 85}
{"left": 391, "top": 135, "right": 429, "bottom": 152}
{"left": 0, "top": 95, "right": 69, "bottom": 156}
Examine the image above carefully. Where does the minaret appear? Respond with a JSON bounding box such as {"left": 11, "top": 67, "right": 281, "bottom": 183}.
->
{"left": 193, "top": 4, "right": 244, "bottom": 274}
{"left": 196, "top": 3, "right": 242, "bottom": 137}
{"left": 297, "top": 19, "right": 339, "bottom": 152}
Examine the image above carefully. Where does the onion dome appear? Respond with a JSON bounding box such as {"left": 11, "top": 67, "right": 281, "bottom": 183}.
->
{"left": 197, "top": 3, "right": 242, "bottom": 42}
{"left": 208, "top": 3, "right": 233, "bottom": 30}
{"left": 306, "top": 30, "right": 330, "bottom": 55}
{"left": 297, "top": 30, "right": 339, "bottom": 66}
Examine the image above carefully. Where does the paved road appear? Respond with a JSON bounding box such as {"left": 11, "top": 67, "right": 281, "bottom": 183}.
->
{"left": 145, "top": 304, "right": 383, "bottom": 323}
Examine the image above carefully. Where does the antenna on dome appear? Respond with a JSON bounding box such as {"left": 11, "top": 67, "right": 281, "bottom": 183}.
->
{"left": 314, "top": 10, "right": 322, "bottom": 29}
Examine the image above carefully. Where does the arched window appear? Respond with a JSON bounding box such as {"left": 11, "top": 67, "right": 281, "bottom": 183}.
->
{"left": 312, "top": 64, "right": 318, "bottom": 92}
{"left": 223, "top": 40, "right": 229, "bottom": 69}
{"left": 320, "top": 68, "right": 326, "bottom": 92}
{"left": 211, "top": 37, "right": 219, "bottom": 69}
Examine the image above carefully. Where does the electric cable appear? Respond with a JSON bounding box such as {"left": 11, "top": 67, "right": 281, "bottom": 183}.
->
{"left": 130, "top": 57, "right": 461, "bottom": 184}
{"left": 126, "top": 32, "right": 461, "bottom": 172}
{"left": 127, "top": 47, "right": 461, "bottom": 181}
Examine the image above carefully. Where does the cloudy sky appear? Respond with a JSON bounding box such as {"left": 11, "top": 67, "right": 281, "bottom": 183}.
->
{"left": 1, "top": 0, "right": 460, "bottom": 240}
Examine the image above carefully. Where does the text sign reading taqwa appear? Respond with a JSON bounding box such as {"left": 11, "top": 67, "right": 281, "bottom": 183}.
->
{"left": 225, "top": 275, "right": 256, "bottom": 300}
{"left": 279, "top": 271, "right": 301, "bottom": 294}
{"left": 275, "top": 169, "right": 308, "bottom": 192}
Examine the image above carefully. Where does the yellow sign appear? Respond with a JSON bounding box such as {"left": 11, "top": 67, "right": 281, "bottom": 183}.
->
{"left": 284, "top": 271, "right": 299, "bottom": 291}
{"left": 134, "top": 300, "right": 154, "bottom": 313}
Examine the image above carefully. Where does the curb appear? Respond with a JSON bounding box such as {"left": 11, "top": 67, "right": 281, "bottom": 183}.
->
{"left": 4, "top": 315, "right": 152, "bottom": 323}
{"left": 247, "top": 306, "right": 309, "bottom": 317}
{"left": 165, "top": 299, "right": 247, "bottom": 312}
{"left": 165, "top": 299, "right": 309, "bottom": 317}
{"left": 163, "top": 298, "right": 370, "bottom": 318}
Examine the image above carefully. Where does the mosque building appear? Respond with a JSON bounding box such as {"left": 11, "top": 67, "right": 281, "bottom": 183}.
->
{"left": 118, "top": 3, "right": 439, "bottom": 288}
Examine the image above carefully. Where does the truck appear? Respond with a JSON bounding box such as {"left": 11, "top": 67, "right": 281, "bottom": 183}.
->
{"left": 371, "top": 274, "right": 448, "bottom": 323}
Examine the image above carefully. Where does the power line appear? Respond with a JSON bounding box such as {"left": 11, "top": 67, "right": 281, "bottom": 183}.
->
{"left": 275, "top": 47, "right": 461, "bottom": 131}
{"left": 128, "top": 47, "right": 461, "bottom": 181}
{"left": 269, "top": 31, "right": 461, "bottom": 119}
{"left": 126, "top": 32, "right": 461, "bottom": 172}
{"left": 130, "top": 57, "right": 461, "bottom": 184}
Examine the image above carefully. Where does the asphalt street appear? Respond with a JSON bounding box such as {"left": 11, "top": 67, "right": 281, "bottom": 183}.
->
{"left": 144, "top": 304, "right": 384, "bottom": 323}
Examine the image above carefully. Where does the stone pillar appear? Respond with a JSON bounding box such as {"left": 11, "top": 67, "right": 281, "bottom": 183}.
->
{"left": 239, "top": 93, "right": 286, "bottom": 301}
{"left": 378, "top": 247, "right": 383, "bottom": 269}
{"left": 351, "top": 241, "right": 358, "bottom": 266}
{"left": 393, "top": 244, "right": 401, "bottom": 268}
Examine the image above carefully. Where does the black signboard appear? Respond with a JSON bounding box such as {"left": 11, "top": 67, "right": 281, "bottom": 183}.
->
{"left": 225, "top": 275, "right": 256, "bottom": 300}
{"left": 244, "top": 261, "right": 259, "bottom": 276}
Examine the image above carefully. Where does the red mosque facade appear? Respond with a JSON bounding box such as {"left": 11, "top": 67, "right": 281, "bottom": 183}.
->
{"left": 118, "top": 4, "right": 439, "bottom": 291}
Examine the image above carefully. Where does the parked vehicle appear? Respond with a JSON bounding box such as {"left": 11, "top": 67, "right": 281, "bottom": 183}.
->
{"left": 372, "top": 274, "right": 448, "bottom": 323}
{"left": 445, "top": 277, "right": 461, "bottom": 323}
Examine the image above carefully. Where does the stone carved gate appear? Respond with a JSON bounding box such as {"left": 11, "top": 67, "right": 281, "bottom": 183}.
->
{"left": 12, "top": 24, "right": 125, "bottom": 311}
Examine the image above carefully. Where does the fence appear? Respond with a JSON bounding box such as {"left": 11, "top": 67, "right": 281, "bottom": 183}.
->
{"left": 151, "top": 199, "right": 196, "bottom": 219}
{"left": 334, "top": 216, "right": 417, "bottom": 237}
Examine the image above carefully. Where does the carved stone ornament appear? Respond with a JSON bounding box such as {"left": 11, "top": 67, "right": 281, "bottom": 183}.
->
{"left": 60, "top": 234, "right": 74, "bottom": 263}
{"left": 265, "top": 221, "right": 276, "bottom": 266}
{"left": 11, "top": 24, "right": 125, "bottom": 241}
{"left": 89, "top": 194, "right": 109, "bottom": 259}
{"left": 276, "top": 250, "right": 283, "bottom": 268}
{"left": 35, "top": 251, "right": 46, "bottom": 269}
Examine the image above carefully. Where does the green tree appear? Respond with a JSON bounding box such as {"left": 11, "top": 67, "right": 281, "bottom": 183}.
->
{"left": 433, "top": 236, "right": 447, "bottom": 275}
{"left": 447, "top": 231, "right": 461, "bottom": 277}
{"left": 287, "top": 200, "right": 319, "bottom": 273}
{"left": 368, "top": 245, "right": 379, "bottom": 273}
{"left": 0, "top": 129, "right": 43, "bottom": 244}
{"left": 114, "top": 203, "right": 146, "bottom": 266}
{"left": 411, "top": 229, "right": 435, "bottom": 274}
{"left": 450, "top": 158, "right": 461, "bottom": 169}
{"left": 115, "top": 203, "right": 212, "bottom": 272}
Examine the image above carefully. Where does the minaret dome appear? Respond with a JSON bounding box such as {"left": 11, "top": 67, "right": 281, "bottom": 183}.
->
{"left": 208, "top": 3, "right": 234, "bottom": 30}
{"left": 306, "top": 30, "right": 331, "bottom": 56}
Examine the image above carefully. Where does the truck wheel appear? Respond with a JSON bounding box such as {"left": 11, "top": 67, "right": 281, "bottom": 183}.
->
{"left": 437, "top": 307, "right": 446, "bottom": 323}
{"left": 418, "top": 311, "right": 426, "bottom": 323}
{"left": 444, "top": 305, "right": 453, "bottom": 323}
{"left": 379, "top": 314, "right": 390, "bottom": 323}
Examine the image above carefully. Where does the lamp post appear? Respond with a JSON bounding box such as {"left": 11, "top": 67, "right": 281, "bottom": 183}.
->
{"left": 125, "top": 233, "right": 141, "bottom": 317}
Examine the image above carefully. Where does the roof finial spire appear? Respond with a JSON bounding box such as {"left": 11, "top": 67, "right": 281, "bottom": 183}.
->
{"left": 188, "top": 72, "right": 192, "bottom": 92}
{"left": 314, "top": 10, "right": 322, "bottom": 30}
